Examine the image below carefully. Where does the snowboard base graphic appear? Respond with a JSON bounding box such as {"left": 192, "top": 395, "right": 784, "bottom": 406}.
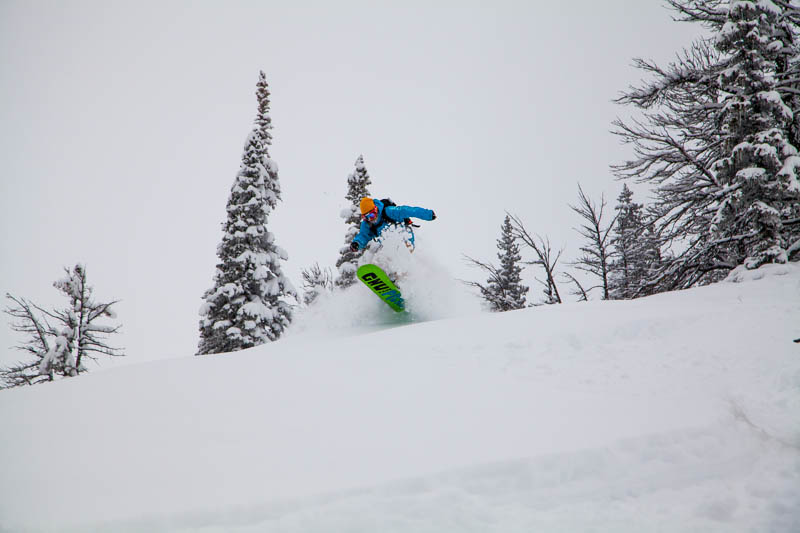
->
{"left": 357, "top": 264, "right": 405, "bottom": 312}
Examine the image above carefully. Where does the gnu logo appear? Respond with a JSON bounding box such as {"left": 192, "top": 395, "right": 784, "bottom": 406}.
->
{"left": 360, "top": 272, "right": 404, "bottom": 307}
{"left": 360, "top": 272, "right": 390, "bottom": 292}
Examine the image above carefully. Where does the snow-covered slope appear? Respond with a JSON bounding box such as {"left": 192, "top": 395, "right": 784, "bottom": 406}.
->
{"left": 1, "top": 264, "right": 799, "bottom": 533}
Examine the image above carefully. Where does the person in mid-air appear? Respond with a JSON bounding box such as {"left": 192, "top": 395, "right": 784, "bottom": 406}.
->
{"left": 349, "top": 197, "right": 436, "bottom": 251}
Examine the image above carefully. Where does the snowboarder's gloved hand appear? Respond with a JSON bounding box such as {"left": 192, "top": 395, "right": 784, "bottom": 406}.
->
{"left": 431, "top": 211, "right": 437, "bottom": 220}
{"left": 350, "top": 241, "right": 359, "bottom": 252}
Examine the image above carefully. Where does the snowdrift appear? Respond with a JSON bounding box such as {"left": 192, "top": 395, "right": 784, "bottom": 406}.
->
{"left": 1, "top": 264, "right": 799, "bottom": 532}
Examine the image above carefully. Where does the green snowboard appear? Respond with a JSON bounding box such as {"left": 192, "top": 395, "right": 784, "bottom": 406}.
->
{"left": 357, "top": 264, "right": 405, "bottom": 312}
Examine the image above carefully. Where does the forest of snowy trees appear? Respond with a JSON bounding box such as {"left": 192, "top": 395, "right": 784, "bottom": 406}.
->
{"left": 613, "top": 0, "right": 800, "bottom": 287}
{"left": 3, "top": 1, "right": 800, "bottom": 387}
{"left": 471, "top": 0, "right": 800, "bottom": 308}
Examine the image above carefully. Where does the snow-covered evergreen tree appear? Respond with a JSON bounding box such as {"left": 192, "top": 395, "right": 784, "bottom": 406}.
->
{"left": 2, "top": 264, "right": 122, "bottom": 388}
{"left": 711, "top": 0, "right": 800, "bottom": 269}
{"left": 487, "top": 216, "right": 528, "bottom": 311}
{"left": 198, "top": 73, "right": 296, "bottom": 355}
{"left": 609, "top": 185, "right": 640, "bottom": 299}
{"left": 463, "top": 216, "right": 529, "bottom": 311}
{"left": 608, "top": 185, "right": 663, "bottom": 299}
{"left": 334, "top": 155, "right": 372, "bottom": 288}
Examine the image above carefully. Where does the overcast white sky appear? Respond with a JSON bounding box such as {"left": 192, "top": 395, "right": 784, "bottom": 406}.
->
{"left": 0, "top": 1, "right": 704, "bottom": 366}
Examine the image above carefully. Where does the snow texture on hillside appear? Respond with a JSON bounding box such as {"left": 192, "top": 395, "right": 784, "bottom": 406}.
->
{"left": 0, "top": 262, "right": 798, "bottom": 533}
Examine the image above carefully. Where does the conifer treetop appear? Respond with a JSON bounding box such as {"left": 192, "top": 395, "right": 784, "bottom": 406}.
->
{"left": 256, "top": 70, "right": 273, "bottom": 147}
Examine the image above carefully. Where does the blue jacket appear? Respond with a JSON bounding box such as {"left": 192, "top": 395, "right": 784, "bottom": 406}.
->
{"left": 352, "top": 199, "right": 435, "bottom": 250}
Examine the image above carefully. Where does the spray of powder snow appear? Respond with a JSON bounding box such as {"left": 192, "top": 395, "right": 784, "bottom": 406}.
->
{"left": 288, "top": 228, "right": 482, "bottom": 337}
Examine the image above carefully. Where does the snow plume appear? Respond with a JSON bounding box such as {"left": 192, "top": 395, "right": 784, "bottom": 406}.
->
{"left": 290, "top": 228, "right": 481, "bottom": 337}
{"left": 363, "top": 228, "right": 481, "bottom": 320}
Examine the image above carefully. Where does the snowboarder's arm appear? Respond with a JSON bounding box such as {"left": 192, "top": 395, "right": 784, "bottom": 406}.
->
{"left": 351, "top": 221, "right": 372, "bottom": 249}
{"left": 386, "top": 205, "right": 435, "bottom": 221}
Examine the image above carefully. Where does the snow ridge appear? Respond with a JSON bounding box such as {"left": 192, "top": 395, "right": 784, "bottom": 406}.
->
{"left": 0, "top": 264, "right": 798, "bottom": 532}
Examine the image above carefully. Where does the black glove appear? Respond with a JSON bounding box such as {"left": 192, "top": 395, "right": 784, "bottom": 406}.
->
{"left": 431, "top": 211, "right": 437, "bottom": 220}
{"left": 350, "top": 242, "right": 359, "bottom": 252}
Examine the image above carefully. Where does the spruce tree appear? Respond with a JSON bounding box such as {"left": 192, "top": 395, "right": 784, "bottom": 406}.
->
{"left": 490, "top": 215, "right": 529, "bottom": 311}
{"left": 609, "top": 185, "right": 639, "bottom": 299}
{"left": 465, "top": 216, "right": 529, "bottom": 311}
{"left": 608, "top": 185, "right": 663, "bottom": 299}
{"left": 198, "top": 74, "right": 296, "bottom": 355}
{"left": 711, "top": 1, "right": 800, "bottom": 269}
{"left": 638, "top": 208, "right": 667, "bottom": 294}
{"left": 334, "top": 155, "right": 372, "bottom": 288}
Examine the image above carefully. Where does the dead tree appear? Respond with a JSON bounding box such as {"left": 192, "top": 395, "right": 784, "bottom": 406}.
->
{"left": 507, "top": 213, "right": 563, "bottom": 305}
{"left": 562, "top": 273, "right": 589, "bottom": 302}
{"left": 2, "top": 264, "right": 123, "bottom": 388}
{"left": 568, "top": 184, "right": 618, "bottom": 300}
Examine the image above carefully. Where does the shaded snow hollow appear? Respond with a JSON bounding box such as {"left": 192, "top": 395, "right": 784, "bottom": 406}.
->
{"left": 1, "top": 262, "right": 799, "bottom": 532}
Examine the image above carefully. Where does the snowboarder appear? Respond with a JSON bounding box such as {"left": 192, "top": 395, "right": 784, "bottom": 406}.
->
{"left": 349, "top": 198, "right": 436, "bottom": 251}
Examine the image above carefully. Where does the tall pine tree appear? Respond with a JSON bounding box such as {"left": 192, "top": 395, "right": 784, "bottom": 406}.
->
{"left": 334, "top": 155, "right": 372, "bottom": 288}
{"left": 198, "top": 73, "right": 296, "bottom": 355}
{"left": 711, "top": 0, "right": 800, "bottom": 269}
{"left": 491, "top": 215, "right": 528, "bottom": 311}
{"left": 608, "top": 185, "right": 663, "bottom": 299}
{"left": 465, "top": 216, "right": 528, "bottom": 311}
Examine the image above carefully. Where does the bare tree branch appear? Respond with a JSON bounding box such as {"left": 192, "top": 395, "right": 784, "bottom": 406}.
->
{"left": 507, "top": 213, "right": 563, "bottom": 304}
{"left": 568, "top": 184, "right": 618, "bottom": 300}
{"left": 562, "top": 273, "right": 590, "bottom": 302}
